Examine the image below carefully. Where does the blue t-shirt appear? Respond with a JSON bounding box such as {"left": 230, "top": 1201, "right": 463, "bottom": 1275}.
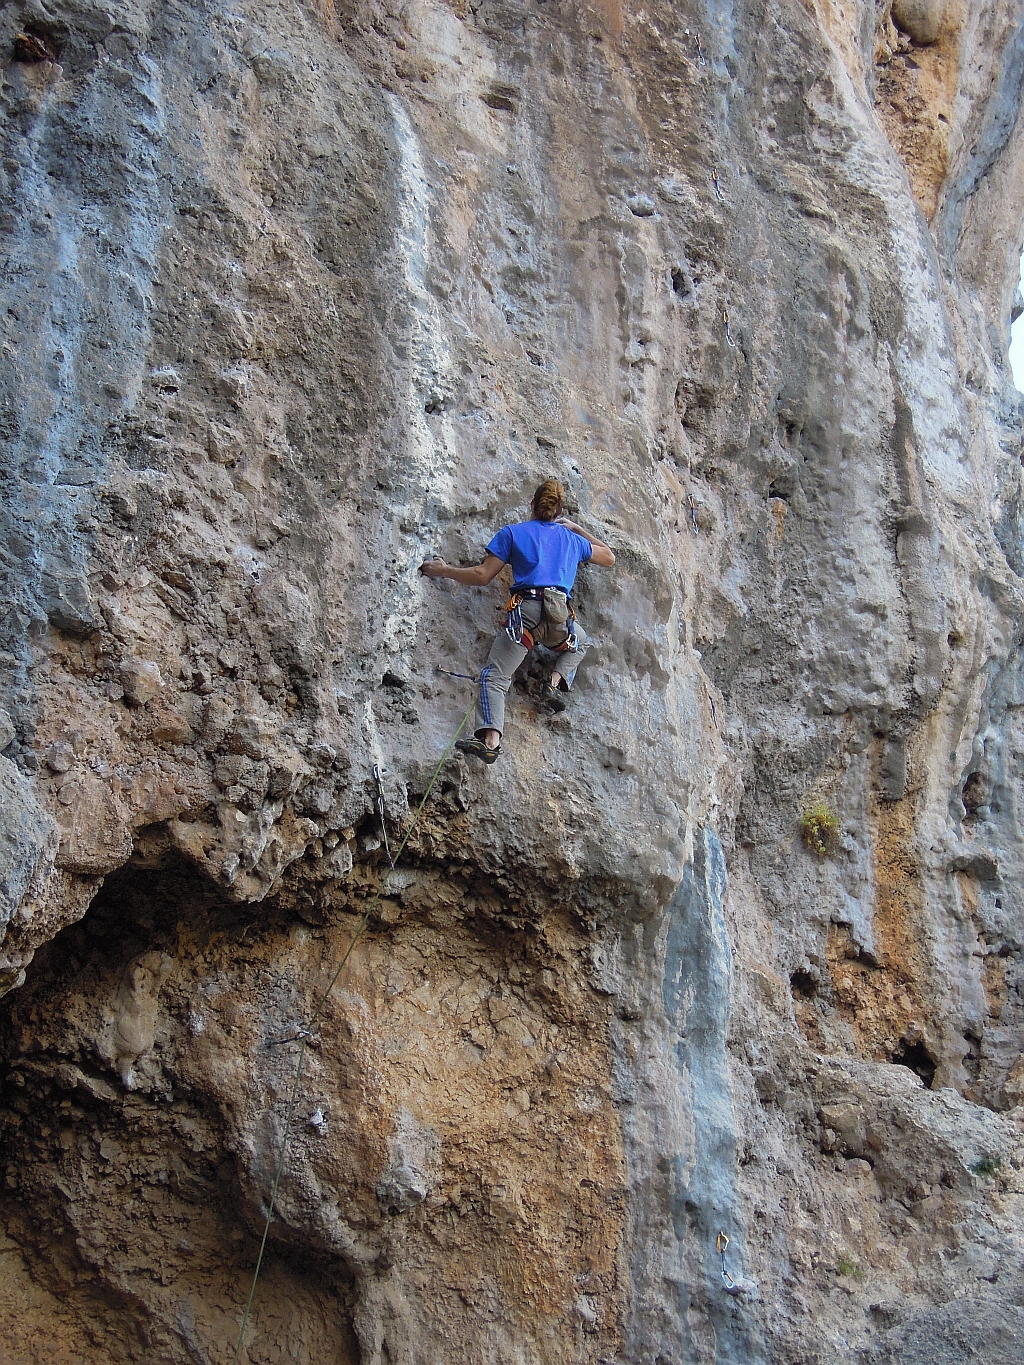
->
{"left": 486, "top": 520, "right": 593, "bottom": 593}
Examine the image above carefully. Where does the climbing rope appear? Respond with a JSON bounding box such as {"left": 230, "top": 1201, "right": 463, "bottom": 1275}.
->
{"left": 231, "top": 698, "right": 476, "bottom": 1364}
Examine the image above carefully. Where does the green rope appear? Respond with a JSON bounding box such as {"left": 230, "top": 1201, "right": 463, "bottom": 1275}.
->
{"left": 231, "top": 700, "right": 475, "bottom": 1363}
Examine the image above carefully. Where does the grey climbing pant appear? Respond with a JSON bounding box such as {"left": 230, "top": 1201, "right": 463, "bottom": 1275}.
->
{"left": 475, "top": 597, "right": 589, "bottom": 738}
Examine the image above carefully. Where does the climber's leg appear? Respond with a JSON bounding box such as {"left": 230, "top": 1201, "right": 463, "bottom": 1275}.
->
{"left": 549, "top": 619, "right": 589, "bottom": 694}
{"left": 472, "top": 629, "right": 529, "bottom": 742}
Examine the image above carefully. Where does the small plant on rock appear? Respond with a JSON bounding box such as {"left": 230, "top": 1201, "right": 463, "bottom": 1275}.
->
{"left": 970, "top": 1154, "right": 1001, "bottom": 1178}
{"left": 800, "top": 803, "right": 842, "bottom": 857}
{"left": 836, "top": 1254, "right": 864, "bottom": 1279}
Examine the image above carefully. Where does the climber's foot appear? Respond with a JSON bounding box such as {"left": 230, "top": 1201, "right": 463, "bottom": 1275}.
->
{"left": 540, "top": 682, "right": 566, "bottom": 714}
{"left": 455, "top": 737, "right": 502, "bottom": 764}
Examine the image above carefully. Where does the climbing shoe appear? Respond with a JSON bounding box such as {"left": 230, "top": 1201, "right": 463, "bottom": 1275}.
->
{"left": 455, "top": 738, "right": 502, "bottom": 764}
{"left": 540, "top": 683, "right": 566, "bottom": 714}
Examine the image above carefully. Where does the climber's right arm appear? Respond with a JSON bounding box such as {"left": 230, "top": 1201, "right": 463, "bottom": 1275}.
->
{"left": 556, "top": 518, "right": 616, "bottom": 567}
{"left": 419, "top": 554, "right": 506, "bottom": 586}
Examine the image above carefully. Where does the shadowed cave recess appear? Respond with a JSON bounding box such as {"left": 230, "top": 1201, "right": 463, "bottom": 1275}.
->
{"left": 3, "top": 0, "right": 1024, "bottom": 1362}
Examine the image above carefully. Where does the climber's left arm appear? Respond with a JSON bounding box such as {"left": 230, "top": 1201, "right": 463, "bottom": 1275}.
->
{"left": 419, "top": 554, "right": 506, "bottom": 586}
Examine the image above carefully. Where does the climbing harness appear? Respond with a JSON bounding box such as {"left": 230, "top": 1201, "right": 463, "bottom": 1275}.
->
{"left": 717, "top": 1231, "right": 740, "bottom": 1293}
{"left": 711, "top": 168, "right": 725, "bottom": 203}
{"left": 231, "top": 698, "right": 476, "bottom": 1365}
{"left": 723, "top": 311, "right": 736, "bottom": 347}
{"left": 687, "top": 493, "right": 699, "bottom": 535}
{"left": 504, "top": 587, "right": 579, "bottom": 652}
{"left": 372, "top": 764, "right": 395, "bottom": 870}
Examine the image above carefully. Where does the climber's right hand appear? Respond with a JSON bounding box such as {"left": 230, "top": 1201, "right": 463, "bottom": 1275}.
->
{"left": 419, "top": 559, "right": 448, "bottom": 579}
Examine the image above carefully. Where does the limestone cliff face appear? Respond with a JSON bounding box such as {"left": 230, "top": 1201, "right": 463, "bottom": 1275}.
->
{"left": 1, "top": 1, "right": 1024, "bottom": 1361}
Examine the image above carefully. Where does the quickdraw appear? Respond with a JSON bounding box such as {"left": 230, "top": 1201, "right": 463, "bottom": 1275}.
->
{"left": 711, "top": 167, "right": 725, "bottom": 202}
{"left": 372, "top": 764, "right": 395, "bottom": 870}
{"left": 505, "top": 591, "right": 526, "bottom": 644}
{"left": 723, "top": 310, "right": 736, "bottom": 347}
{"left": 717, "top": 1231, "right": 740, "bottom": 1293}
{"left": 685, "top": 28, "right": 707, "bottom": 66}
{"left": 556, "top": 591, "right": 580, "bottom": 652}
{"left": 436, "top": 665, "right": 480, "bottom": 682}
{"left": 688, "top": 493, "right": 699, "bottom": 535}
{"left": 267, "top": 1027, "right": 313, "bottom": 1048}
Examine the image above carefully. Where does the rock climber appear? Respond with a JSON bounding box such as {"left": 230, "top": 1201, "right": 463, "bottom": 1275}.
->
{"left": 419, "top": 478, "right": 615, "bottom": 763}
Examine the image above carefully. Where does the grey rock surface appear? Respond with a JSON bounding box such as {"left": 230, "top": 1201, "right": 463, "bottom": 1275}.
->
{"left": 864, "top": 1299, "right": 1024, "bottom": 1364}
{"left": 0, "top": 0, "right": 1023, "bottom": 1362}
{"left": 0, "top": 754, "right": 56, "bottom": 990}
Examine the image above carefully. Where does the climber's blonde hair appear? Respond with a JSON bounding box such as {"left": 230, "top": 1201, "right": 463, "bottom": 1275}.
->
{"left": 532, "top": 479, "right": 564, "bottom": 522}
